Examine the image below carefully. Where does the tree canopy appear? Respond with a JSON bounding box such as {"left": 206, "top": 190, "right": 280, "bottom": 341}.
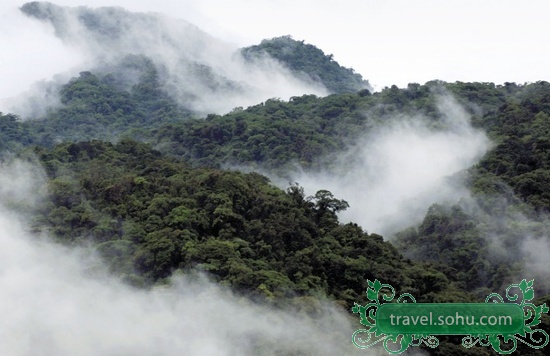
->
{"left": 2, "top": 60, "right": 549, "bottom": 354}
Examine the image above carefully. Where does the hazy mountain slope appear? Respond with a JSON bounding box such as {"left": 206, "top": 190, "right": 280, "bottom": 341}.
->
{"left": 23, "top": 57, "right": 191, "bottom": 146}
{"left": 27, "top": 140, "right": 467, "bottom": 306}
{"left": 3, "top": 77, "right": 547, "bottom": 300}
{"left": 0, "top": 3, "right": 546, "bottom": 356}
{"left": 151, "top": 81, "right": 550, "bottom": 298}
{"left": 16, "top": 138, "right": 549, "bottom": 355}
{"left": 152, "top": 81, "right": 513, "bottom": 171}
{"left": 18, "top": 1, "right": 328, "bottom": 115}
{"left": 241, "top": 36, "right": 372, "bottom": 94}
{"left": 470, "top": 81, "right": 550, "bottom": 212}
{"left": 1, "top": 60, "right": 548, "bottom": 356}
{"left": 3, "top": 80, "right": 549, "bottom": 213}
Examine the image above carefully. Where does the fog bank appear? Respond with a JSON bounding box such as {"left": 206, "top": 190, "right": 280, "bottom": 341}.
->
{"left": 0, "top": 1, "right": 327, "bottom": 117}
{"left": 287, "top": 95, "right": 491, "bottom": 237}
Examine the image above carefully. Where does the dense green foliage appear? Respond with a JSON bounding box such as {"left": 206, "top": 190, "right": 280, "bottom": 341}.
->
{"left": 4, "top": 78, "right": 549, "bottom": 270}
{"left": 2, "top": 46, "right": 550, "bottom": 352}
{"left": 0, "top": 113, "right": 30, "bottom": 152}
{"left": 152, "top": 81, "right": 510, "bottom": 173}
{"left": 30, "top": 140, "right": 469, "bottom": 309}
{"left": 242, "top": 36, "right": 372, "bottom": 94}
{"left": 154, "top": 93, "right": 371, "bottom": 172}
{"left": 1, "top": 4, "right": 546, "bottom": 354}
{"left": 20, "top": 137, "right": 549, "bottom": 355}
{"left": 22, "top": 56, "right": 191, "bottom": 146}
{"left": 469, "top": 82, "right": 550, "bottom": 212}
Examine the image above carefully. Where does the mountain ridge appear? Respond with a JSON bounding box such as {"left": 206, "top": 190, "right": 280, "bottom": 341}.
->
{"left": 241, "top": 35, "right": 372, "bottom": 94}
{"left": 17, "top": 2, "right": 372, "bottom": 117}
{"left": 0, "top": 3, "right": 547, "bottom": 354}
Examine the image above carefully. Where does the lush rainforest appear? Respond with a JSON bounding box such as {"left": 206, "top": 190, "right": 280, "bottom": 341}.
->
{"left": 1, "top": 3, "right": 549, "bottom": 355}
{"left": 4, "top": 76, "right": 549, "bottom": 354}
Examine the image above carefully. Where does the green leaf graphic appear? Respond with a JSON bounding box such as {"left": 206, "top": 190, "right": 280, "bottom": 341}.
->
{"left": 519, "top": 279, "right": 528, "bottom": 292}
{"left": 367, "top": 288, "right": 378, "bottom": 301}
{"left": 524, "top": 288, "right": 534, "bottom": 301}
{"left": 367, "top": 280, "right": 374, "bottom": 289}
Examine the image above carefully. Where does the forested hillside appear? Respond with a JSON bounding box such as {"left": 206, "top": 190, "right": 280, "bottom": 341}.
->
{"left": 3, "top": 78, "right": 549, "bottom": 354}
{"left": 0, "top": 2, "right": 548, "bottom": 355}
{"left": 18, "top": 1, "right": 328, "bottom": 115}
{"left": 26, "top": 140, "right": 465, "bottom": 306}
{"left": 242, "top": 36, "right": 372, "bottom": 94}
{"left": 3, "top": 79, "right": 550, "bottom": 294}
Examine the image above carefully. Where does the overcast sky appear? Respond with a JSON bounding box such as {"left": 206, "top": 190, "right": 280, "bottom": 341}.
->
{"left": 1, "top": 0, "right": 550, "bottom": 96}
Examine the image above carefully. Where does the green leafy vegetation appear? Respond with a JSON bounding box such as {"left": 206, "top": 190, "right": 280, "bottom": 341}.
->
{"left": 0, "top": 113, "right": 30, "bottom": 152}
{"left": 28, "top": 140, "right": 469, "bottom": 309}
{"left": 469, "top": 81, "right": 550, "bottom": 212}
{"left": 242, "top": 35, "right": 372, "bottom": 94}
{"left": 1, "top": 42, "right": 549, "bottom": 353}
{"left": 22, "top": 56, "right": 191, "bottom": 147}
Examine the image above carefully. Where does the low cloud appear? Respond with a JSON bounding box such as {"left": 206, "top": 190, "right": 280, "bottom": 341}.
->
{"left": 273, "top": 92, "right": 550, "bottom": 296}
{"left": 521, "top": 233, "right": 550, "bottom": 292}
{"left": 461, "top": 194, "right": 550, "bottom": 293}
{"left": 286, "top": 95, "right": 491, "bottom": 237}
{"left": 0, "top": 2, "right": 83, "bottom": 113}
{"left": 1, "top": 2, "right": 327, "bottom": 117}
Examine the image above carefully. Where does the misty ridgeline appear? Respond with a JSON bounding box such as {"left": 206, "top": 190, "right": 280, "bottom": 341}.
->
{"left": 0, "top": 2, "right": 548, "bottom": 356}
